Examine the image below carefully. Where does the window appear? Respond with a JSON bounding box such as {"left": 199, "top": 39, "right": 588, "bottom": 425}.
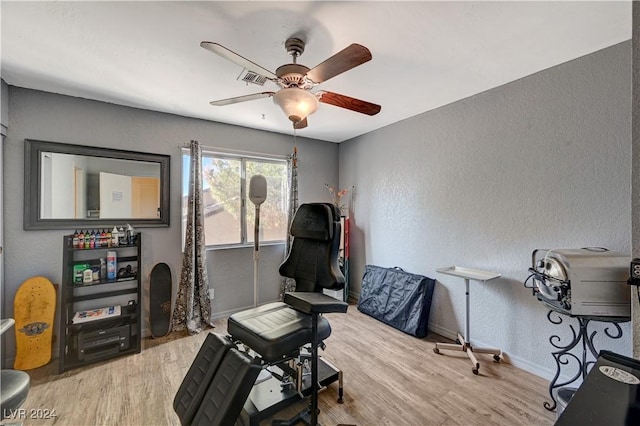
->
{"left": 182, "top": 150, "right": 289, "bottom": 248}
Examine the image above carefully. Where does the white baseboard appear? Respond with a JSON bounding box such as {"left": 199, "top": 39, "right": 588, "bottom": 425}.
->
{"left": 352, "top": 289, "right": 564, "bottom": 383}
{"left": 210, "top": 299, "right": 281, "bottom": 322}
{"left": 428, "top": 321, "right": 570, "bottom": 383}
{"left": 427, "top": 322, "right": 458, "bottom": 341}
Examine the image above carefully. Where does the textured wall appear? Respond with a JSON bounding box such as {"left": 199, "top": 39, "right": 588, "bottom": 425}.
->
{"left": 1, "top": 79, "right": 8, "bottom": 135}
{"left": 3, "top": 87, "right": 338, "bottom": 363}
{"left": 340, "top": 42, "right": 632, "bottom": 379}
{"left": 633, "top": 3, "right": 640, "bottom": 358}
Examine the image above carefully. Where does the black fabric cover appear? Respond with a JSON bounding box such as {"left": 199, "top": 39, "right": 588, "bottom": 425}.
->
{"left": 357, "top": 265, "right": 435, "bottom": 337}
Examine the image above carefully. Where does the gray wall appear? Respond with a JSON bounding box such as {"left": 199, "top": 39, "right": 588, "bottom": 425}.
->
{"left": 633, "top": 2, "right": 640, "bottom": 358}
{"left": 3, "top": 87, "right": 338, "bottom": 363}
{"left": 340, "top": 42, "right": 632, "bottom": 380}
{"left": 1, "top": 80, "right": 8, "bottom": 135}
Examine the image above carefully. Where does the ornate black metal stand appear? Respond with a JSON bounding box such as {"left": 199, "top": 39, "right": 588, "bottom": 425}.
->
{"left": 543, "top": 305, "right": 629, "bottom": 411}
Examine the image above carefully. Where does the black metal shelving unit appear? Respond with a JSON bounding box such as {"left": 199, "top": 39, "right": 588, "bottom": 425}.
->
{"left": 58, "top": 233, "right": 142, "bottom": 373}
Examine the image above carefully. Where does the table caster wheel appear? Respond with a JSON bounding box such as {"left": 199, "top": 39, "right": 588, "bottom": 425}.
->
{"left": 472, "top": 367, "right": 479, "bottom": 375}
{"left": 433, "top": 348, "right": 440, "bottom": 354}
{"left": 493, "top": 355, "right": 501, "bottom": 363}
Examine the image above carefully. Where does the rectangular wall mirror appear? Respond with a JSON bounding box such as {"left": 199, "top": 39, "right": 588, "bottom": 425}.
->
{"left": 24, "top": 139, "right": 170, "bottom": 229}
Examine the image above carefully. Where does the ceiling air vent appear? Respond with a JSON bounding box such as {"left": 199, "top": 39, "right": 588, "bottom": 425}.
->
{"left": 237, "top": 69, "right": 268, "bottom": 86}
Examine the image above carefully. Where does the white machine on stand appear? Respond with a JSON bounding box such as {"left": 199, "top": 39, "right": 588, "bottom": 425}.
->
{"left": 248, "top": 175, "right": 273, "bottom": 385}
{"left": 434, "top": 266, "right": 502, "bottom": 375}
{"left": 249, "top": 175, "right": 267, "bottom": 308}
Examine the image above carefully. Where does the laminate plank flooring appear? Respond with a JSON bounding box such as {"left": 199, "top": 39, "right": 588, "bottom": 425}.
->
{"left": 18, "top": 306, "right": 555, "bottom": 425}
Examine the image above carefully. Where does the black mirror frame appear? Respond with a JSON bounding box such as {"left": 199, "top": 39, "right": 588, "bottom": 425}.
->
{"left": 24, "top": 139, "right": 170, "bottom": 230}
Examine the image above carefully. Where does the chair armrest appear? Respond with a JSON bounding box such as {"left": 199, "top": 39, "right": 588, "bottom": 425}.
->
{"left": 0, "top": 319, "right": 15, "bottom": 336}
{"left": 284, "top": 292, "right": 348, "bottom": 315}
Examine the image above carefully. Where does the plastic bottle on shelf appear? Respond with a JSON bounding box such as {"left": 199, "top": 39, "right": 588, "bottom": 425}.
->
{"left": 112, "top": 226, "right": 119, "bottom": 247}
{"left": 72, "top": 230, "right": 79, "bottom": 248}
{"left": 126, "top": 224, "right": 135, "bottom": 245}
{"left": 100, "top": 258, "right": 106, "bottom": 280}
{"left": 89, "top": 230, "right": 96, "bottom": 249}
{"left": 107, "top": 228, "right": 112, "bottom": 248}
{"left": 100, "top": 229, "right": 107, "bottom": 248}
{"left": 78, "top": 230, "right": 84, "bottom": 249}
{"left": 118, "top": 226, "right": 126, "bottom": 246}
{"left": 84, "top": 230, "right": 90, "bottom": 249}
{"left": 83, "top": 268, "right": 93, "bottom": 284}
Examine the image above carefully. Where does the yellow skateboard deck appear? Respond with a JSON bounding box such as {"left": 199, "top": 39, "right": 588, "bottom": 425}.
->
{"left": 14, "top": 276, "right": 56, "bottom": 370}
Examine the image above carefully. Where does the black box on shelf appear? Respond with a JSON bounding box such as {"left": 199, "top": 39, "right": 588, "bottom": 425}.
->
{"left": 77, "top": 323, "right": 130, "bottom": 361}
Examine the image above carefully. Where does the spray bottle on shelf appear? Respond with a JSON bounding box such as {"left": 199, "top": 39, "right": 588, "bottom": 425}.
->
{"left": 106, "top": 251, "right": 117, "bottom": 280}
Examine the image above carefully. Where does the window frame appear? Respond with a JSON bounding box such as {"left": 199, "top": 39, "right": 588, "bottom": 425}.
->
{"left": 182, "top": 148, "right": 290, "bottom": 250}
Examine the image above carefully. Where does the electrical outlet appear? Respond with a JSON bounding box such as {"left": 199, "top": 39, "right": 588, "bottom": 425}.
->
{"left": 208, "top": 288, "right": 215, "bottom": 299}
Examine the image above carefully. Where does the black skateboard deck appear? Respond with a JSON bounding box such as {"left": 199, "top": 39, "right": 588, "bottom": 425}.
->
{"left": 150, "top": 262, "right": 172, "bottom": 338}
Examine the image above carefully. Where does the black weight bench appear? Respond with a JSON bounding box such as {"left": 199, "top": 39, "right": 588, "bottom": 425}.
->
{"left": 174, "top": 203, "right": 348, "bottom": 426}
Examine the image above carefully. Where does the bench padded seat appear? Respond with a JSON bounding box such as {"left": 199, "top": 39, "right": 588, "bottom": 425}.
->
{"left": 228, "top": 302, "right": 331, "bottom": 363}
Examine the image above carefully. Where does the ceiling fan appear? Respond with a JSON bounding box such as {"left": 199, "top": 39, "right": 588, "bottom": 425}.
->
{"left": 200, "top": 37, "right": 382, "bottom": 129}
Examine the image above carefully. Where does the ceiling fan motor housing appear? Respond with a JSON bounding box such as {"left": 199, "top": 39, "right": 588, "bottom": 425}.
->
{"left": 275, "top": 63, "right": 312, "bottom": 89}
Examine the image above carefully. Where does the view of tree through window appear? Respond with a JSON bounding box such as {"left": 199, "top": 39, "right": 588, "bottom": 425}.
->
{"left": 182, "top": 152, "right": 288, "bottom": 247}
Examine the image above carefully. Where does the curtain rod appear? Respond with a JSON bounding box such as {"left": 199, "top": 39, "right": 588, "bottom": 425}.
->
{"left": 178, "top": 142, "right": 291, "bottom": 161}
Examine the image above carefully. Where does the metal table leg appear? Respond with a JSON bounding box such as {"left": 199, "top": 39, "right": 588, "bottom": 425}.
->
{"left": 544, "top": 310, "right": 624, "bottom": 411}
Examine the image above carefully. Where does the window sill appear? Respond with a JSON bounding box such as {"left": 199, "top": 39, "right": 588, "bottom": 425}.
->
{"left": 206, "top": 241, "right": 286, "bottom": 251}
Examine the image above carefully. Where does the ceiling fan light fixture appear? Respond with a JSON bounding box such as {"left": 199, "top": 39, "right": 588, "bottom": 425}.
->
{"left": 273, "top": 88, "right": 318, "bottom": 124}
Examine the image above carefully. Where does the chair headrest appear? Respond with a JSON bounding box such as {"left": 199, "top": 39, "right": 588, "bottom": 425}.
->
{"left": 290, "top": 203, "right": 337, "bottom": 241}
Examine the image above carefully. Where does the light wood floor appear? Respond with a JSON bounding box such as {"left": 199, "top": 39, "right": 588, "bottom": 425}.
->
{"left": 19, "top": 306, "right": 555, "bottom": 425}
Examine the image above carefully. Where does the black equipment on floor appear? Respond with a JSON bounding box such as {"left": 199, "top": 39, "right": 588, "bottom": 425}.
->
{"left": 357, "top": 265, "right": 435, "bottom": 337}
{"left": 556, "top": 350, "right": 640, "bottom": 425}
{"left": 174, "top": 203, "right": 348, "bottom": 426}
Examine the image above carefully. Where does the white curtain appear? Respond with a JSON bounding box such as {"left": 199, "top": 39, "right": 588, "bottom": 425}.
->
{"left": 172, "top": 140, "right": 213, "bottom": 334}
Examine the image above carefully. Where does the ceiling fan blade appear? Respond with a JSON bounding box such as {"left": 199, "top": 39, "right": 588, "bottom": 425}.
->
{"left": 306, "top": 44, "right": 372, "bottom": 84}
{"left": 201, "top": 41, "right": 278, "bottom": 80}
{"left": 318, "top": 91, "right": 381, "bottom": 116}
{"left": 209, "top": 92, "right": 275, "bottom": 106}
{"left": 293, "top": 117, "right": 308, "bottom": 129}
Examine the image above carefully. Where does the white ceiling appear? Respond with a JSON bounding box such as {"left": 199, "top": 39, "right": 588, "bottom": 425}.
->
{"left": 0, "top": 1, "right": 632, "bottom": 143}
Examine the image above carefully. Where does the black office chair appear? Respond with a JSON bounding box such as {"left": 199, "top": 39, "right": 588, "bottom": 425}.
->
{"left": 1, "top": 319, "right": 31, "bottom": 423}
{"left": 174, "top": 203, "right": 347, "bottom": 426}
